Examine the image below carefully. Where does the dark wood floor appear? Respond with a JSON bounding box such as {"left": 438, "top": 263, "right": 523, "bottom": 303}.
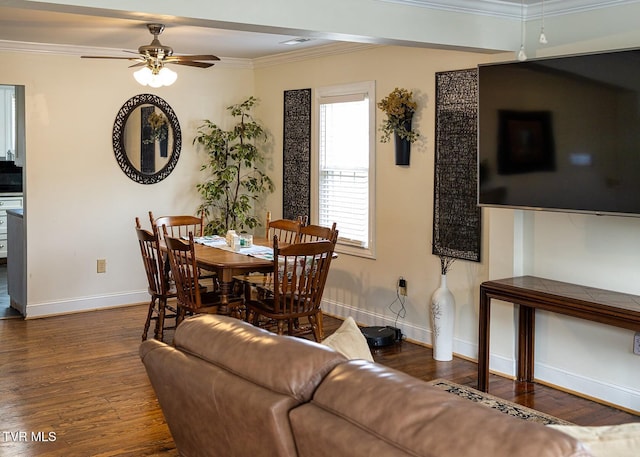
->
{"left": 0, "top": 304, "right": 637, "bottom": 456}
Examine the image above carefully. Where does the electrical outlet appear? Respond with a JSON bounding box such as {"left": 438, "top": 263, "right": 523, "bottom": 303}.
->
{"left": 634, "top": 332, "right": 640, "bottom": 355}
{"left": 398, "top": 276, "right": 407, "bottom": 296}
{"left": 97, "top": 259, "right": 107, "bottom": 274}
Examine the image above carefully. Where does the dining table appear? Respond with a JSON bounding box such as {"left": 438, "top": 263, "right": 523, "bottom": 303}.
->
{"left": 190, "top": 236, "right": 275, "bottom": 315}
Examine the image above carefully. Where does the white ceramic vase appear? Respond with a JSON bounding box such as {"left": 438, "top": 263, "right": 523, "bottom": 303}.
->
{"left": 430, "top": 274, "right": 455, "bottom": 361}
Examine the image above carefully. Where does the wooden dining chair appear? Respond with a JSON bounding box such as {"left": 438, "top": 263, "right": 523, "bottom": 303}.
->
{"left": 297, "top": 223, "right": 338, "bottom": 338}
{"left": 243, "top": 236, "right": 336, "bottom": 342}
{"left": 299, "top": 222, "right": 338, "bottom": 243}
{"left": 150, "top": 210, "right": 218, "bottom": 287}
{"left": 164, "top": 230, "right": 220, "bottom": 323}
{"left": 265, "top": 211, "right": 302, "bottom": 244}
{"left": 149, "top": 210, "right": 204, "bottom": 240}
{"left": 135, "top": 217, "right": 177, "bottom": 342}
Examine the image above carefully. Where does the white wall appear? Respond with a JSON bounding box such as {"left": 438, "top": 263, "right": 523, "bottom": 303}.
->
{"left": 488, "top": 209, "right": 640, "bottom": 411}
{"left": 0, "top": 50, "right": 255, "bottom": 316}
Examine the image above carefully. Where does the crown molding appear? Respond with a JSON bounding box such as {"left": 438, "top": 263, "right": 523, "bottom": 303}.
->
{"left": 0, "top": 39, "right": 371, "bottom": 70}
{"left": 253, "top": 42, "right": 378, "bottom": 69}
{"left": 0, "top": 39, "right": 253, "bottom": 69}
{"left": 376, "top": 0, "right": 640, "bottom": 19}
{"left": 376, "top": 0, "right": 522, "bottom": 18}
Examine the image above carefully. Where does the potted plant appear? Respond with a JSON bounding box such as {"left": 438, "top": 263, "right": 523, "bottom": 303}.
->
{"left": 193, "top": 96, "right": 274, "bottom": 235}
{"left": 377, "top": 87, "right": 419, "bottom": 165}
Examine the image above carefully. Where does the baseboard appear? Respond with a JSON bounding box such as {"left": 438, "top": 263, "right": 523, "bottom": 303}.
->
{"left": 322, "top": 297, "right": 640, "bottom": 413}
{"left": 25, "top": 290, "right": 149, "bottom": 319}
{"left": 535, "top": 363, "right": 640, "bottom": 414}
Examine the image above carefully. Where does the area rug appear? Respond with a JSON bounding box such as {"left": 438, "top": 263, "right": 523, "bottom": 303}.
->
{"left": 427, "top": 379, "right": 572, "bottom": 425}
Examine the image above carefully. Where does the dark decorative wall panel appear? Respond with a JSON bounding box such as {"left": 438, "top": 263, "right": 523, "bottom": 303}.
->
{"left": 140, "top": 106, "right": 155, "bottom": 174}
{"left": 282, "top": 89, "right": 312, "bottom": 221}
{"left": 433, "top": 68, "right": 481, "bottom": 262}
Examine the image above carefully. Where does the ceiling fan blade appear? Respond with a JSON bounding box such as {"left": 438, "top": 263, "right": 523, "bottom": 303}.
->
{"left": 165, "top": 55, "right": 220, "bottom": 62}
{"left": 81, "top": 25, "right": 219, "bottom": 72}
{"left": 169, "top": 61, "right": 216, "bottom": 68}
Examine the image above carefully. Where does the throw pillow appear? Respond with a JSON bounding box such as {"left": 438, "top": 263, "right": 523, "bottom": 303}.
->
{"left": 548, "top": 423, "right": 640, "bottom": 457}
{"left": 322, "top": 316, "right": 374, "bottom": 362}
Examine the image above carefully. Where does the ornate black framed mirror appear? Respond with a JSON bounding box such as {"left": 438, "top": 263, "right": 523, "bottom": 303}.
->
{"left": 113, "top": 94, "right": 181, "bottom": 184}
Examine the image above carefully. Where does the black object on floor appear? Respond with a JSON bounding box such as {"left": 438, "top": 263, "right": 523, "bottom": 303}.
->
{"left": 361, "top": 326, "right": 401, "bottom": 348}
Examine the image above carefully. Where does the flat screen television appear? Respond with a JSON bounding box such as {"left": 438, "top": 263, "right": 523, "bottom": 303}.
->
{"left": 478, "top": 48, "right": 640, "bottom": 217}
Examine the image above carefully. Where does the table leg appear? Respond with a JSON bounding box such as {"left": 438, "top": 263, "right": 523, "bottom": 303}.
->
{"left": 517, "top": 305, "right": 535, "bottom": 382}
{"left": 217, "top": 281, "right": 232, "bottom": 315}
{"left": 478, "top": 286, "right": 491, "bottom": 392}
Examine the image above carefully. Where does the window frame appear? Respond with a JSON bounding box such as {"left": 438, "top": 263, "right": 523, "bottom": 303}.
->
{"left": 313, "top": 80, "right": 376, "bottom": 259}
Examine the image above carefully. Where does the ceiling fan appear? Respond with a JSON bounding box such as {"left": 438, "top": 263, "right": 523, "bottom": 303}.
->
{"left": 81, "top": 23, "right": 220, "bottom": 86}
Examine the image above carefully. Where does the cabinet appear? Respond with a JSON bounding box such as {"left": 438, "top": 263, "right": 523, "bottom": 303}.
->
{"left": 0, "top": 194, "right": 22, "bottom": 258}
{"left": 7, "top": 208, "right": 25, "bottom": 316}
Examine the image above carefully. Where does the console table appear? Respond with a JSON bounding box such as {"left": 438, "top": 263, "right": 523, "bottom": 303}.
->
{"left": 478, "top": 276, "right": 640, "bottom": 392}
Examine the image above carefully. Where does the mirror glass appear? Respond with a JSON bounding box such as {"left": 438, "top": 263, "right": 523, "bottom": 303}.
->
{"left": 113, "top": 94, "right": 181, "bottom": 184}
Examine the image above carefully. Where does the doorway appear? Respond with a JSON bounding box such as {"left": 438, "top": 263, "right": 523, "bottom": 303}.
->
{"left": 0, "top": 263, "right": 20, "bottom": 319}
{"left": 0, "top": 84, "right": 26, "bottom": 319}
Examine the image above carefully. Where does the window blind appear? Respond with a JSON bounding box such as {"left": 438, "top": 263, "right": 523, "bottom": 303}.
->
{"left": 318, "top": 97, "right": 369, "bottom": 248}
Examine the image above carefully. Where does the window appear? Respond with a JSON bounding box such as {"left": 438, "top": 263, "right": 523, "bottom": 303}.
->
{"left": 315, "top": 81, "right": 375, "bottom": 258}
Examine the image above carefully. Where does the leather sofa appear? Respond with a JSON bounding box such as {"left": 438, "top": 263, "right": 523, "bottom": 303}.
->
{"left": 140, "top": 314, "right": 592, "bottom": 457}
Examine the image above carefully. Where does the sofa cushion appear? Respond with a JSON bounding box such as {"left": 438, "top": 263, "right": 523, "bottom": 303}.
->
{"left": 549, "top": 423, "right": 640, "bottom": 457}
{"left": 290, "top": 360, "right": 592, "bottom": 457}
{"left": 172, "top": 314, "right": 346, "bottom": 402}
{"left": 321, "top": 316, "right": 374, "bottom": 361}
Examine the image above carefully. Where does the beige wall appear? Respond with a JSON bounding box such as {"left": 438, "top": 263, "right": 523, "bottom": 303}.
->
{"left": 254, "top": 44, "right": 640, "bottom": 412}
{"left": 0, "top": 51, "right": 255, "bottom": 315}
{"left": 3, "top": 39, "right": 640, "bottom": 411}
{"left": 254, "top": 44, "right": 495, "bottom": 344}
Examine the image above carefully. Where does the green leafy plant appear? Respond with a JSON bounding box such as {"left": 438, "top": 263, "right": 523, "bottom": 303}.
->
{"left": 193, "top": 96, "right": 274, "bottom": 235}
{"left": 377, "top": 87, "right": 419, "bottom": 143}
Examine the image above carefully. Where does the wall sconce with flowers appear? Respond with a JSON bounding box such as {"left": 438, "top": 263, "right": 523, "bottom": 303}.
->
{"left": 377, "top": 87, "right": 419, "bottom": 165}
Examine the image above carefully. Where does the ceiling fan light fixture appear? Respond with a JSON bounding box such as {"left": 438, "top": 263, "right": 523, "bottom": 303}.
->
{"left": 133, "top": 65, "right": 177, "bottom": 87}
{"left": 133, "top": 66, "right": 152, "bottom": 85}
{"left": 158, "top": 67, "right": 178, "bottom": 86}
{"left": 83, "top": 24, "right": 218, "bottom": 81}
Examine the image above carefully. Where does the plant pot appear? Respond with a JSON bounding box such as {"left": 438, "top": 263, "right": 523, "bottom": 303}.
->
{"left": 159, "top": 137, "right": 168, "bottom": 158}
{"left": 394, "top": 119, "right": 412, "bottom": 166}
{"left": 395, "top": 134, "right": 411, "bottom": 166}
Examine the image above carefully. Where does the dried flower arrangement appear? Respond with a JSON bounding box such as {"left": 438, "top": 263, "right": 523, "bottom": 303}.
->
{"left": 377, "top": 87, "right": 419, "bottom": 143}
{"left": 144, "top": 111, "right": 169, "bottom": 144}
{"left": 438, "top": 254, "right": 456, "bottom": 275}
{"left": 433, "top": 231, "right": 457, "bottom": 275}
